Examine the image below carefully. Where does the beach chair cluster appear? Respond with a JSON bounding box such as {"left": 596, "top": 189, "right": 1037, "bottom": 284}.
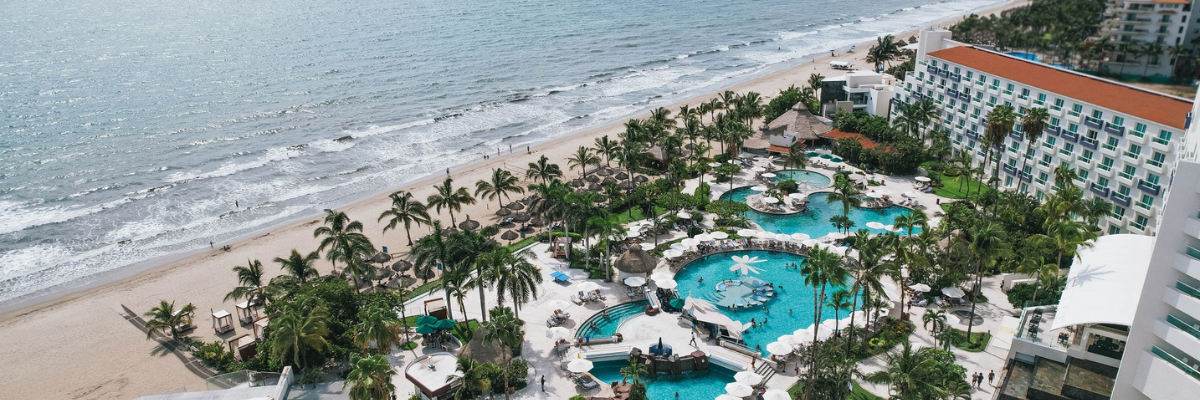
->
{"left": 571, "top": 290, "right": 605, "bottom": 304}
{"left": 547, "top": 309, "right": 571, "bottom": 327}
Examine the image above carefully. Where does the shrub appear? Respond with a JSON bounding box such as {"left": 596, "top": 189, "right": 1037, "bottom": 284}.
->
{"left": 192, "top": 340, "right": 243, "bottom": 373}
{"left": 777, "top": 179, "right": 799, "bottom": 194}
{"left": 1006, "top": 282, "right": 1062, "bottom": 307}
{"left": 480, "top": 225, "right": 500, "bottom": 237}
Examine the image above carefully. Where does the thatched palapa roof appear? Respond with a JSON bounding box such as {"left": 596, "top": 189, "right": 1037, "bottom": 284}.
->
{"left": 614, "top": 246, "right": 659, "bottom": 274}
{"left": 763, "top": 102, "right": 832, "bottom": 141}
{"left": 459, "top": 326, "right": 508, "bottom": 364}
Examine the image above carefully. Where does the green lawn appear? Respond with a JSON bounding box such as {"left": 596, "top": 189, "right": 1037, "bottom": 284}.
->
{"left": 606, "top": 206, "right": 668, "bottom": 225}
{"left": 932, "top": 173, "right": 992, "bottom": 200}
{"left": 951, "top": 329, "right": 991, "bottom": 352}
{"left": 788, "top": 381, "right": 883, "bottom": 400}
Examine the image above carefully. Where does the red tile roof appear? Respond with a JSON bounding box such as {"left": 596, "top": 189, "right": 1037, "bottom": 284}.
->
{"left": 928, "top": 46, "right": 1192, "bottom": 129}
{"left": 821, "top": 129, "right": 884, "bottom": 150}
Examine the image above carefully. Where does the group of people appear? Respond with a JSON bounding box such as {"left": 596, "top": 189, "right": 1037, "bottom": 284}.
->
{"left": 970, "top": 370, "right": 994, "bottom": 388}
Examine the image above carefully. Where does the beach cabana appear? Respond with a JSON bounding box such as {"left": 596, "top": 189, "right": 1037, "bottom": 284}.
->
{"left": 173, "top": 307, "right": 196, "bottom": 334}
{"left": 552, "top": 236, "right": 570, "bottom": 259}
{"left": 459, "top": 326, "right": 508, "bottom": 365}
{"left": 253, "top": 317, "right": 270, "bottom": 340}
{"left": 423, "top": 298, "right": 448, "bottom": 320}
{"left": 211, "top": 308, "right": 234, "bottom": 335}
{"left": 227, "top": 334, "right": 257, "bottom": 361}
{"left": 613, "top": 246, "right": 658, "bottom": 281}
{"left": 235, "top": 301, "right": 258, "bottom": 325}
{"left": 762, "top": 102, "right": 832, "bottom": 154}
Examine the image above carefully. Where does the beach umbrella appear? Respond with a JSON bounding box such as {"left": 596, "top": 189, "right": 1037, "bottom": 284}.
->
{"left": 530, "top": 217, "right": 545, "bottom": 226}
{"left": 909, "top": 283, "right": 931, "bottom": 292}
{"left": 639, "top": 242, "right": 656, "bottom": 251}
{"left": 370, "top": 252, "right": 392, "bottom": 264}
{"left": 716, "top": 395, "right": 742, "bottom": 400}
{"left": 864, "top": 191, "right": 880, "bottom": 198}
{"left": 761, "top": 172, "right": 777, "bottom": 178}
{"left": 734, "top": 370, "right": 764, "bottom": 385}
{"left": 619, "top": 181, "right": 636, "bottom": 190}
{"left": 765, "top": 341, "right": 793, "bottom": 357}
{"left": 751, "top": 167, "right": 767, "bottom": 173}
{"left": 695, "top": 233, "right": 714, "bottom": 242}
{"left": 806, "top": 323, "right": 834, "bottom": 341}
{"left": 416, "top": 315, "right": 438, "bottom": 326}
{"left": 708, "top": 162, "right": 723, "bottom": 168}
{"left": 942, "top": 287, "right": 966, "bottom": 298}
{"left": 711, "top": 231, "right": 729, "bottom": 240}
{"left": 624, "top": 276, "right": 647, "bottom": 287}
{"left": 737, "top": 228, "right": 756, "bottom": 237}
{"left": 663, "top": 249, "right": 683, "bottom": 259}
{"left": 903, "top": 191, "right": 919, "bottom": 198}
{"left": 651, "top": 272, "right": 673, "bottom": 282}
{"left": 789, "top": 193, "right": 807, "bottom": 200}
{"left": 615, "top": 171, "right": 629, "bottom": 180}
{"left": 824, "top": 231, "right": 848, "bottom": 240}
{"left": 511, "top": 213, "right": 531, "bottom": 223}
{"left": 596, "top": 168, "right": 612, "bottom": 176}
{"left": 750, "top": 185, "right": 769, "bottom": 192}
{"left": 506, "top": 202, "right": 525, "bottom": 210}
{"left": 567, "top": 358, "right": 594, "bottom": 373}
{"left": 588, "top": 182, "right": 602, "bottom": 191}
{"left": 762, "top": 197, "right": 780, "bottom": 204}
{"left": 459, "top": 218, "right": 481, "bottom": 231}
{"left": 634, "top": 175, "right": 649, "bottom": 183}
{"left": 501, "top": 230, "right": 519, "bottom": 241}
{"left": 915, "top": 176, "right": 931, "bottom": 182}
{"left": 886, "top": 224, "right": 902, "bottom": 232}
{"left": 865, "top": 221, "right": 886, "bottom": 230}
{"left": 676, "top": 211, "right": 692, "bottom": 219}
{"left": 792, "top": 328, "right": 812, "bottom": 338}
{"left": 801, "top": 239, "right": 819, "bottom": 247}
{"left": 377, "top": 267, "right": 395, "bottom": 280}
{"left": 434, "top": 319, "right": 457, "bottom": 330}
{"left": 762, "top": 390, "right": 791, "bottom": 400}
{"left": 391, "top": 260, "right": 412, "bottom": 272}
{"left": 577, "top": 281, "right": 600, "bottom": 292}
{"left": 669, "top": 298, "right": 685, "bottom": 309}
{"left": 725, "top": 382, "right": 754, "bottom": 397}
{"left": 546, "top": 327, "right": 572, "bottom": 341}
{"left": 790, "top": 233, "right": 810, "bottom": 241}
{"left": 414, "top": 267, "right": 436, "bottom": 280}
{"left": 670, "top": 242, "right": 689, "bottom": 251}
{"left": 495, "top": 207, "right": 512, "bottom": 217}
{"left": 782, "top": 334, "right": 809, "bottom": 345}
{"left": 570, "top": 179, "right": 585, "bottom": 187}
{"left": 656, "top": 279, "right": 678, "bottom": 290}
{"left": 415, "top": 325, "right": 437, "bottom": 335}
{"left": 681, "top": 238, "right": 699, "bottom": 247}
{"left": 586, "top": 174, "right": 600, "bottom": 182}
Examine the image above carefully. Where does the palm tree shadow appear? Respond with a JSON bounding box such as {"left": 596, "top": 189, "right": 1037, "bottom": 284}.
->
{"left": 1065, "top": 263, "right": 1112, "bottom": 288}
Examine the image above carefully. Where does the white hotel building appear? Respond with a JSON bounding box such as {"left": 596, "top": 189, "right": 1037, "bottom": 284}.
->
{"left": 893, "top": 29, "right": 1193, "bottom": 234}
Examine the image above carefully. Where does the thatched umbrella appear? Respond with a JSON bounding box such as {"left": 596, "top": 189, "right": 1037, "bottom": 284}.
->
{"left": 588, "top": 182, "right": 602, "bottom": 191}
{"left": 501, "top": 230, "right": 519, "bottom": 241}
{"left": 585, "top": 174, "right": 600, "bottom": 183}
{"left": 495, "top": 207, "right": 512, "bottom": 217}
{"left": 615, "top": 171, "right": 629, "bottom": 180}
{"left": 614, "top": 246, "right": 659, "bottom": 275}
{"left": 370, "top": 252, "right": 392, "bottom": 264}
{"left": 570, "top": 179, "right": 585, "bottom": 188}
{"left": 459, "top": 218, "right": 481, "bottom": 231}
{"left": 619, "top": 181, "right": 636, "bottom": 190}
{"left": 596, "top": 168, "right": 612, "bottom": 176}
{"left": 377, "top": 267, "right": 395, "bottom": 280}
{"left": 414, "top": 267, "right": 436, "bottom": 280}
{"left": 391, "top": 260, "right": 412, "bottom": 273}
{"left": 512, "top": 213, "right": 531, "bottom": 223}
{"left": 603, "top": 176, "right": 618, "bottom": 185}
{"left": 507, "top": 202, "right": 525, "bottom": 210}
{"left": 530, "top": 217, "right": 545, "bottom": 227}
{"left": 460, "top": 326, "right": 507, "bottom": 364}
{"left": 634, "top": 175, "right": 649, "bottom": 183}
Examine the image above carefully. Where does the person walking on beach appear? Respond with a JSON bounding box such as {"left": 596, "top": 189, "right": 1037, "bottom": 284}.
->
{"left": 689, "top": 332, "right": 697, "bottom": 346}
{"left": 540, "top": 375, "right": 545, "bottom": 391}
{"left": 210, "top": 241, "right": 214, "bottom": 249}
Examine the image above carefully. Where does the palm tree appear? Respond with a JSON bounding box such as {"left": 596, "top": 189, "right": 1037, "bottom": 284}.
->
{"left": 864, "top": 343, "right": 943, "bottom": 399}
{"left": 344, "top": 354, "right": 396, "bottom": 400}
{"left": 984, "top": 105, "right": 1017, "bottom": 187}
{"left": 893, "top": 209, "right": 928, "bottom": 236}
{"left": 785, "top": 141, "right": 808, "bottom": 170}
{"left": 566, "top": 146, "right": 601, "bottom": 179}
{"left": 270, "top": 299, "right": 331, "bottom": 368}
{"left": 913, "top": 99, "right": 940, "bottom": 141}
{"left": 526, "top": 155, "right": 563, "bottom": 184}
{"left": 826, "top": 174, "right": 862, "bottom": 220}
{"left": 411, "top": 221, "right": 449, "bottom": 285}
{"left": 143, "top": 300, "right": 196, "bottom": 341}
{"left": 482, "top": 313, "right": 524, "bottom": 400}
{"left": 475, "top": 168, "right": 524, "bottom": 209}
{"left": 483, "top": 248, "right": 543, "bottom": 320}
{"left": 1142, "top": 41, "right": 1164, "bottom": 77}
{"left": 224, "top": 259, "right": 267, "bottom": 305}
{"left": 276, "top": 249, "right": 320, "bottom": 285}
{"left": 378, "top": 191, "right": 430, "bottom": 247}
{"left": 440, "top": 267, "right": 470, "bottom": 321}
{"left": 922, "top": 309, "right": 947, "bottom": 334}
{"left": 593, "top": 135, "right": 620, "bottom": 167}
{"left": 964, "top": 222, "right": 1008, "bottom": 339}
{"left": 868, "top": 35, "right": 902, "bottom": 70}
{"left": 800, "top": 247, "right": 847, "bottom": 382}
{"left": 427, "top": 178, "right": 476, "bottom": 227}
{"left": 449, "top": 355, "right": 492, "bottom": 399}
{"left": 314, "top": 209, "right": 374, "bottom": 277}
{"left": 1018, "top": 107, "right": 1050, "bottom": 179}
{"left": 826, "top": 290, "right": 854, "bottom": 332}
{"left": 353, "top": 305, "right": 403, "bottom": 354}
{"left": 393, "top": 285, "right": 417, "bottom": 354}
{"left": 620, "top": 360, "right": 649, "bottom": 384}
{"left": 807, "top": 73, "right": 825, "bottom": 93}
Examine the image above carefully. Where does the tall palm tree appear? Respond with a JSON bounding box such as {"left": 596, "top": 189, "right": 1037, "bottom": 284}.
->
{"left": 483, "top": 248, "right": 542, "bottom": 320}
{"left": 378, "top": 191, "right": 430, "bottom": 247}
{"left": 270, "top": 298, "right": 330, "bottom": 368}
{"left": 964, "top": 223, "right": 1008, "bottom": 339}
{"left": 353, "top": 305, "right": 403, "bottom": 354}
{"left": 826, "top": 174, "right": 862, "bottom": 221}
{"left": 314, "top": 209, "right": 374, "bottom": 275}
{"left": 344, "top": 353, "right": 396, "bottom": 400}
{"left": 276, "top": 249, "right": 320, "bottom": 285}
{"left": 224, "top": 259, "right": 268, "bottom": 305}
{"left": 593, "top": 135, "right": 620, "bottom": 167}
{"left": 785, "top": 141, "right": 808, "bottom": 170}
{"left": 449, "top": 355, "right": 492, "bottom": 400}
{"left": 922, "top": 309, "right": 947, "bottom": 334}
{"left": 807, "top": 73, "right": 825, "bottom": 93}
{"left": 427, "top": 178, "right": 476, "bottom": 227}
{"left": 616, "top": 141, "right": 646, "bottom": 186}
{"left": 566, "top": 146, "right": 601, "bottom": 179}
{"left": 620, "top": 359, "right": 649, "bottom": 384}
{"left": 864, "top": 343, "right": 943, "bottom": 399}
{"left": 801, "top": 247, "right": 847, "bottom": 381}
{"left": 826, "top": 290, "right": 854, "bottom": 332}
{"left": 482, "top": 313, "right": 524, "bottom": 400}
{"left": 913, "top": 99, "right": 940, "bottom": 142}
{"left": 526, "top": 155, "right": 563, "bottom": 184}
{"left": 893, "top": 209, "right": 929, "bottom": 236}
{"left": 440, "top": 263, "right": 471, "bottom": 321}
{"left": 984, "top": 105, "right": 1017, "bottom": 187}
{"left": 475, "top": 168, "right": 524, "bottom": 209}
{"left": 143, "top": 300, "right": 196, "bottom": 341}
{"left": 411, "top": 221, "right": 449, "bottom": 285}
{"left": 1018, "top": 107, "right": 1050, "bottom": 179}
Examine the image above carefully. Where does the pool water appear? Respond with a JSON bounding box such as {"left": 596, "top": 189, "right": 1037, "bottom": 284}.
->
{"left": 576, "top": 301, "right": 650, "bottom": 339}
{"left": 590, "top": 359, "right": 736, "bottom": 400}
{"left": 770, "top": 169, "right": 832, "bottom": 189}
{"left": 720, "top": 190, "right": 918, "bottom": 238}
{"left": 672, "top": 250, "right": 857, "bottom": 353}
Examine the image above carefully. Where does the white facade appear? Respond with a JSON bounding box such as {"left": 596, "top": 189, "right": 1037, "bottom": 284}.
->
{"left": 1098, "top": 0, "right": 1200, "bottom": 78}
{"left": 893, "top": 29, "right": 1192, "bottom": 234}
{"left": 822, "top": 71, "right": 896, "bottom": 117}
{"left": 1112, "top": 86, "right": 1200, "bottom": 399}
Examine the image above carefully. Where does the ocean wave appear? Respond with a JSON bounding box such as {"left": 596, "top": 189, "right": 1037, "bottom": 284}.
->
{"left": 164, "top": 147, "right": 302, "bottom": 184}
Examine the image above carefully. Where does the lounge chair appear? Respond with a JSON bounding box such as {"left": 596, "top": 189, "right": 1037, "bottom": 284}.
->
{"left": 570, "top": 295, "right": 583, "bottom": 305}
{"left": 586, "top": 292, "right": 599, "bottom": 302}
{"left": 547, "top": 318, "right": 561, "bottom": 327}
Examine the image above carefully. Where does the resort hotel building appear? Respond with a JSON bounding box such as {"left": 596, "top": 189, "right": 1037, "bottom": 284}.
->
{"left": 893, "top": 29, "right": 1194, "bottom": 234}
{"left": 1097, "top": 0, "right": 1200, "bottom": 79}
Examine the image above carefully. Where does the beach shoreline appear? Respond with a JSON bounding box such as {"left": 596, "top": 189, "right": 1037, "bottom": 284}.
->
{"left": 0, "top": 1, "right": 1028, "bottom": 399}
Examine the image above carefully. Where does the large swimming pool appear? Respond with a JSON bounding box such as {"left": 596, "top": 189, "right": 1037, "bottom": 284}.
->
{"left": 770, "top": 169, "right": 832, "bottom": 189}
{"left": 590, "top": 359, "right": 736, "bottom": 400}
{"left": 720, "top": 189, "right": 917, "bottom": 238}
{"left": 672, "top": 250, "right": 856, "bottom": 353}
{"left": 576, "top": 301, "right": 650, "bottom": 339}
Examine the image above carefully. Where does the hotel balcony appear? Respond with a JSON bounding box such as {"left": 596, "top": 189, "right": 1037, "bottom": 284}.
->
{"left": 1061, "top": 130, "right": 1081, "bottom": 143}
{"left": 1084, "top": 117, "right": 1104, "bottom": 129}
{"left": 1185, "top": 219, "right": 1200, "bottom": 241}
{"left": 1151, "top": 136, "right": 1174, "bottom": 152}
{"left": 1019, "top": 171, "right": 1033, "bottom": 183}
{"left": 1166, "top": 281, "right": 1200, "bottom": 321}
{"left": 1105, "top": 123, "right": 1125, "bottom": 136}
{"left": 1080, "top": 137, "right": 1099, "bottom": 150}
{"left": 1111, "top": 192, "right": 1132, "bottom": 207}
{"left": 1156, "top": 316, "right": 1200, "bottom": 363}
{"left": 1175, "top": 247, "right": 1200, "bottom": 281}
{"left": 1138, "top": 179, "right": 1161, "bottom": 195}
{"left": 1134, "top": 348, "right": 1200, "bottom": 399}
{"left": 1090, "top": 183, "right": 1111, "bottom": 197}
{"left": 1003, "top": 164, "right": 1018, "bottom": 175}
{"left": 1044, "top": 126, "right": 1061, "bottom": 136}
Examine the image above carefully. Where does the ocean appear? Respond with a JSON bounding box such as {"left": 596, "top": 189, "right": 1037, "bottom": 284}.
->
{"left": 0, "top": 0, "right": 1006, "bottom": 305}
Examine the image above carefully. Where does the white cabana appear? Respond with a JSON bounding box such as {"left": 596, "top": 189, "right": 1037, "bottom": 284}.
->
{"left": 663, "top": 249, "right": 683, "bottom": 259}
{"left": 692, "top": 305, "right": 744, "bottom": 339}
{"left": 908, "top": 283, "right": 931, "bottom": 292}
{"left": 695, "top": 233, "right": 715, "bottom": 241}
{"left": 1050, "top": 234, "right": 1153, "bottom": 330}
{"left": 765, "top": 341, "right": 793, "bottom": 356}
{"left": 577, "top": 281, "right": 600, "bottom": 292}
{"left": 725, "top": 383, "right": 754, "bottom": 397}
{"left": 734, "top": 370, "right": 765, "bottom": 385}
{"left": 681, "top": 238, "right": 700, "bottom": 248}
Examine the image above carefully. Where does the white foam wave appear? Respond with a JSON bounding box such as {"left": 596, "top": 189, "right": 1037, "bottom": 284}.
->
{"left": 164, "top": 147, "right": 301, "bottom": 183}
{"left": 0, "top": 199, "right": 124, "bottom": 235}
{"left": 0, "top": 243, "right": 73, "bottom": 281}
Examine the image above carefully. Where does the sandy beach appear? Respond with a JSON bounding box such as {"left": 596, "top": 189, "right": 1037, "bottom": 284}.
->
{"left": 0, "top": 2, "right": 1028, "bottom": 398}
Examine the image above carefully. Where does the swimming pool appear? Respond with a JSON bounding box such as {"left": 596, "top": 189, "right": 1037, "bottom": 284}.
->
{"left": 672, "top": 250, "right": 856, "bottom": 353}
{"left": 589, "top": 359, "right": 736, "bottom": 400}
{"left": 770, "top": 169, "right": 832, "bottom": 189}
{"left": 576, "top": 301, "right": 650, "bottom": 339}
{"left": 720, "top": 190, "right": 917, "bottom": 238}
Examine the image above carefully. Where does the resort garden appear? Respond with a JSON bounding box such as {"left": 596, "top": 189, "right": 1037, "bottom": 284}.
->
{"left": 139, "top": 87, "right": 1107, "bottom": 400}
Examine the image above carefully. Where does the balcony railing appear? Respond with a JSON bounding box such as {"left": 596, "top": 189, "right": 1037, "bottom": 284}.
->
{"left": 1080, "top": 138, "right": 1099, "bottom": 149}
{"left": 927, "top": 66, "right": 938, "bottom": 74}
{"left": 1105, "top": 123, "right": 1125, "bottom": 136}
{"left": 1178, "top": 280, "right": 1200, "bottom": 300}
{"left": 1090, "top": 182, "right": 1111, "bottom": 196}
{"left": 1151, "top": 346, "right": 1200, "bottom": 382}
{"left": 938, "top": 70, "right": 950, "bottom": 78}
{"left": 1084, "top": 117, "right": 1104, "bottom": 129}
{"left": 1062, "top": 130, "right": 1081, "bottom": 142}
{"left": 1018, "top": 171, "right": 1033, "bottom": 182}
{"left": 1154, "top": 136, "right": 1171, "bottom": 146}
{"left": 1003, "top": 164, "right": 1018, "bottom": 175}
{"left": 949, "top": 73, "right": 961, "bottom": 82}
{"left": 1111, "top": 192, "right": 1131, "bottom": 207}
{"left": 1011, "top": 132, "right": 1023, "bottom": 141}
{"left": 1186, "top": 246, "right": 1200, "bottom": 261}
{"left": 1138, "top": 179, "right": 1161, "bottom": 195}
{"left": 1166, "top": 315, "right": 1200, "bottom": 341}
{"left": 1045, "top": 126, "right": 1061, "bottom": 136}
{"left": 1136, "top": 200, "right": 1152, "bottom": 210}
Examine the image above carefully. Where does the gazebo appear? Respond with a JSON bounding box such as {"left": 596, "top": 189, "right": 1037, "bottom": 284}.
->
{"left": 614, "top": 246, "right": 659, "bottom": 281}
{"left": 458, "top": 326, "right": 509, "bottom": 365}
{"left": 762, "top": 102, "right": 831, "bottom": 154}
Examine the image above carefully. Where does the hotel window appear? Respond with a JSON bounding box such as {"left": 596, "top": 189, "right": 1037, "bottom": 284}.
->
{"left": 1149, "top": 151, "right": 1166, "bottom": 167}
{"left": 1103, "top": 137, "right": 1119, "bottom": 151}
{"left": 1069, "top": 104, "right": 1083, "bottom": 117}
{"left": 1081, "top": 149, "right": 1094, "bottom": 163}
{"left": 1035, "top": 93, "right": 1046, "bottom": 105}
{"left": 1111, "top": 116, "right": 1125, "bottom": 126}
{"left": 1019, "top": 183, "right": 1028, "bottom": 193}
{"left": 1019, "top": 106, "right": 1027, "bottom": 116}
{"left": 1006, "top": 176, "right": 1014, "bottom": 186}
{"left": 938, "top": 94, "right": 945, "bottom": 103}
{"left": 1052, "top": 98, "right": 1064, "bottom": 111}
{"left": 977, "top": 74, "right": 987, "bottom": 85}
{"left": 1155, "top": 130, "right": 1173, "bottom": 145}
{"left": 1025, "top": 147, "right": 1036, "bottom": 159}
{"left": 1108, "top": 225, "right": 1120, "bottom": 235}
{"left": 1133, "top": 123, "right": 1147, "bottom": 137}
{"left": 1088, "top": 110, "right": 1104, "bottom": 125}
{"left": 1120, "top": 165, "right": 1136, "bottom": 180}
{"left": 1009, "top": 142, "right": 1020, "bottom": 153}
{"left": 1125, "top": 144, "right": 1142, "bottom": 159}
{"left": 1100, "top": 157, "right": 1114, "bottom": 171}
{"left": 1118, "top": 185, "right": 1131, "bottom": 198}
{"left": 1004, "top": 83, "right": 1014, "bottom": 95}
{"left": 1039, "top": 154, "right": 1052, "bottom": 167}
{"left": 1083, "top": 130, "right": 1099, "bottom": 145}
{"left": 1036, "top": 172, "right": 1048, "bottom": 184}
{"left": 1078, "top": 169, "right": 1089, "bottom": 181}
{"left": 1060, "top": 142, "right": 1075, "bottom": 157}
{"left": 972, "top": 108, "right": 981, "bottom": 118}
{"left": 1050, "top": 117, "right": 1060, "bottom": 127}
{"left": 1137, "top": 195, "right": 1153, "bottom": 210}
{"left": 1132, "top": 215, "right": 1148, "bottom": 230}
{"left": 1146, "top": 173, "right": 1161, "bottom": 186}
{"left": 1036, "top": 191, "right": 1044, "bottom": 201}
{"left": 1097, "top": 176, "right": 1110, "bottom": 189}
{"left": 1006, "top": 158, "right": 1017, "bottom": 168}
{"left": 1019, "top": 88, "right": 1030, "bottom": 99}
{"left": 1111, "top": 205, "right": 1125, "bottom": 219}
{"left": 988, "top": 96, "right": 997, "bottom": 106}
{"left": 1043, "top": 136, "right": 1057, "bottom": 149}
{"left": 990, "top": 79, "right": 1000, "bottom": 90}
{"left": 1022, "top": 165, "right": 1032, "bottom": 175}
{"left": 965, "top": 71, "right": 973, "bottom": 80}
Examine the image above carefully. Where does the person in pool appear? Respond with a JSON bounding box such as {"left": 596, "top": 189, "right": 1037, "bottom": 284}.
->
{"left": 697, "top": 277, "right": 703, "bottom": 284}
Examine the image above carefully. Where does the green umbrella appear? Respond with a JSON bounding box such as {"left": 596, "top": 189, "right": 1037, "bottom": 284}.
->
{"left": 669, "top": 298, "right": 685, "bottom": 309}
{"left": 415, "top": 325, "right": 437, "bottom": 335}
{"left": 416, "top": 315, "right": 438, "bottom": 326}
{"left": 434, "top": 319, "right": 457, "bottom": 330}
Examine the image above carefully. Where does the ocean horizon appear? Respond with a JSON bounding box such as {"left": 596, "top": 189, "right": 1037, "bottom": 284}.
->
{"left": 0, "top": 0, "right": 1007, "bottom": 306}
